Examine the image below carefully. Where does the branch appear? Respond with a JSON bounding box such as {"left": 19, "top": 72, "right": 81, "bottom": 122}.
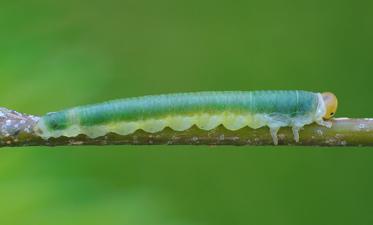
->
{"left": 0, "top": 107, "right": 372, "bottom": 147}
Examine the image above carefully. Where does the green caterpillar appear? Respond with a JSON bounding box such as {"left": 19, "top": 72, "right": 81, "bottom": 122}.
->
{"left": 35, "top": 91, "right": 338, "bottom": 145}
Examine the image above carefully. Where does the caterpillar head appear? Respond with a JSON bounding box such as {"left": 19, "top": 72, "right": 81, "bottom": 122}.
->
{"left": 322, "top": 92, "right": 338, "bottom": 119}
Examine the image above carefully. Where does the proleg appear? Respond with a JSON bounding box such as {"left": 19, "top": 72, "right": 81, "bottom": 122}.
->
{"left": 34, "top": 91, "right": 338, "bottom": 145}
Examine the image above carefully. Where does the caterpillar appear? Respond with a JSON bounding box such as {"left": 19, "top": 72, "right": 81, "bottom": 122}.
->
{"left": 34, "top": 91, "right": 338, "bottom": 145}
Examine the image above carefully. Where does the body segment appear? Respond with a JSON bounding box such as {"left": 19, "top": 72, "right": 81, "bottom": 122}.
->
{"left": 35, "top": 91, "right": 335, "bottom": 144}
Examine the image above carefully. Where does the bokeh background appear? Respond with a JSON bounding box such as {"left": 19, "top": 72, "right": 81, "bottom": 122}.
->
{"left": 1, "top": 0, "right": 373, "bottom": 224}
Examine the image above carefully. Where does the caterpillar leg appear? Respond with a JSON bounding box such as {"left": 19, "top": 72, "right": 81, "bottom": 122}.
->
{"left": 292, "top": 126, "right": 300, "bottom": 142}
{"left": 269, "top": 127, "right": 280, "bottom": 145}
{"left": 316, "top": 120, "right": 332, "bottom": 128}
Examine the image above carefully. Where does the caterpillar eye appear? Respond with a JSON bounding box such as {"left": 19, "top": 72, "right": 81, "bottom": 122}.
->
{"left": 322, "top": 92, "right": 338, "bottom": 119}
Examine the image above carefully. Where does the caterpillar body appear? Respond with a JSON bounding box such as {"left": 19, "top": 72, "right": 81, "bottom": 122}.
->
{"left": 35, "top": 91, "right": 338, "bottom": 145}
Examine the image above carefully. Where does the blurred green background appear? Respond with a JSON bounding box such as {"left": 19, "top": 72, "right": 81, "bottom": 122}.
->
{"left": 1, "top": 0, "right": 373, "bottom": 224}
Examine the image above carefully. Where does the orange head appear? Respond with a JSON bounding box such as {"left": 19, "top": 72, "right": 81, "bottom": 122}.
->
{"left": 322, "top": 92, "right": 338, "bottom": 119}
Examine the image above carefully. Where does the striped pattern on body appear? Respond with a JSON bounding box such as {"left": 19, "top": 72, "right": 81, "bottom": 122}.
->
{"left": 35, "top": 91, "right": 328, "bottom": 144}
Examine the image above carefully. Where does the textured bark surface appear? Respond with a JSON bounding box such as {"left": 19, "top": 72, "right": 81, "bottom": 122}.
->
{"left": 0, "top": 108, "right": 372, "bottom": 147}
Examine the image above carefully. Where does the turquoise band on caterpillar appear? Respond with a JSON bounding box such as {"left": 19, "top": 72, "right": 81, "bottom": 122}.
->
{"left": 35, "top": 90, "right": 330, "bottom": 145}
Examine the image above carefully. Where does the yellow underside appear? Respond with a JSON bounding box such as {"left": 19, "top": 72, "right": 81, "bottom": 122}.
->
{"left": 38, "top": 112, "right": 272, "bottom": 139}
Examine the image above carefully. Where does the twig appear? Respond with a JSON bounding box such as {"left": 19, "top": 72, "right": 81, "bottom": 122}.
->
{"left": 0, "top": 107, "right": 372, "bottom": 147}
